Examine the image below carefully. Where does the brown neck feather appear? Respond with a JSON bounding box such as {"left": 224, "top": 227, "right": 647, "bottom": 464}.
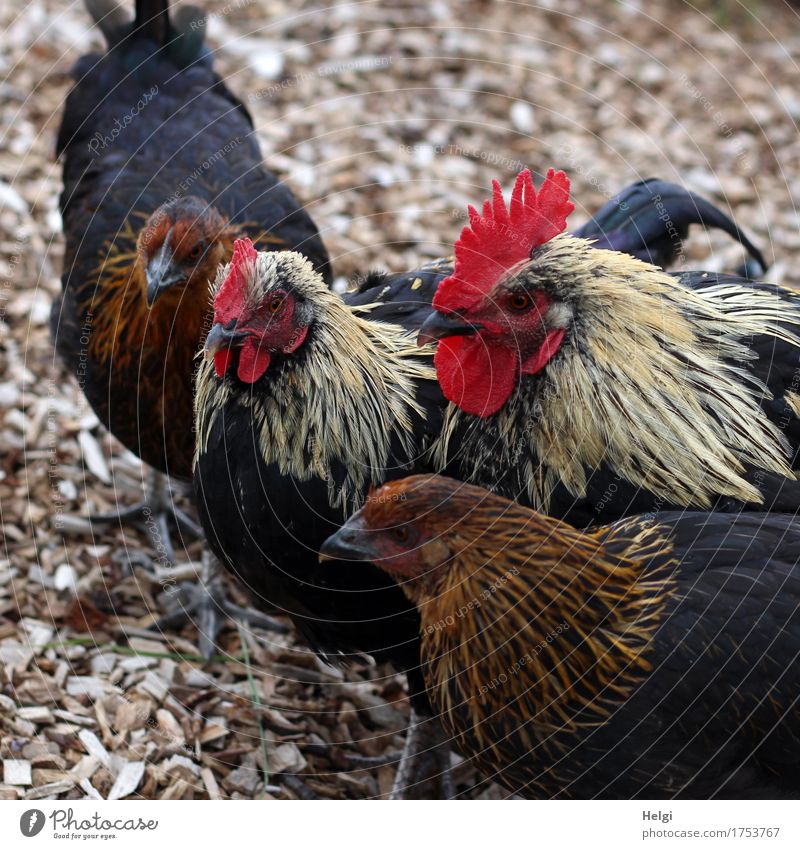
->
{"left": 418, "top": 512, "right": 674, "bottom": 750}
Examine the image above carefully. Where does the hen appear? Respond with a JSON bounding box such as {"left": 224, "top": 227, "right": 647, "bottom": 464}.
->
{"left": 323, "top": 474, "right": 800, "bottom": 799}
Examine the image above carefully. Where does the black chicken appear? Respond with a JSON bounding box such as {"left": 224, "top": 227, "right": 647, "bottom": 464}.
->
{"left": 50, "top": 0, "right": 329, "bottom": 649}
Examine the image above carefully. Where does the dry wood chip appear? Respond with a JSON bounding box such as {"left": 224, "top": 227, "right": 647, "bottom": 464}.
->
{"left": 156, "top": 709, "right": 185, "bottom": 747}
{"left": 112, "top": 698, "right": 147, "bottom": 735}
{"left": 70, "top": 755, "right": 100, "bottom": 782}
{"left": 30, "top": 753, "right": 67, "bottom": 770}
{"left": 269, "top": 742, "right": 307, "bottom": 775}
{"left": 53, "top": 563, "right": 78, "bottom": 592}
{"left": 137, "top": 671, "right": 168, "bottom": 702}
{"left": 77, "top": 730, "right": 111, "bottom": 769}
{"left": 17, "top": 706, "right": 53, "bottom": 723}
{"left": 19, "top": 619, "right": 54, "bottom": 652}
{"left": 222, "top": 765, "right": 261, "bottom": 797}
{"left": 336, "top": 771, "right": 378, "bottom": 796}
{"left": 61, "top": 695, "right": 93, "bottom": 717}
{"left": 25, "top": 779, "right": 74, "bottom": 800}
{"left": 163, "top": 754, "right": 200, "bottom": 777}
{"left": 80, "top": 778, "right": 104, "bottom": 801}
{"left": 377, "top": 766, "right": 395, "bottom": 797}
{"left": 107, "top": 760, "right": 145, "bottom": 800}
{"left": 94, "top": 699, "right": 113, "bottom": 744}
{"left": 198, "top": 722, "right": 228, "bottom": 745}
{"left": 3, "top": 759, "right": 32, "bottom": 785}
{"left": 128, "top": 636, "right": 171, "bottom": 654}
{"left": 89, "top": 653, "right": 117, "bottom": 676}
{"left": 66, "top": 676, "right": 115, "bottom": 700}
{"left": 51, "top": 709, "right": 95, "bottom": 727}
{"left": 200, "top": 766, "right": 222, "bottom": 800}
{"left": 32, "top": 768, "right": 70, "bottom": 787}
{"left": 118, "top": 655, "right": 157, "bottom": 672}
{"left": 77, "top": 430, "right": 111, "bottom": 484}
{"left": 0, "top": 642, "right": 33, "bottom": 671}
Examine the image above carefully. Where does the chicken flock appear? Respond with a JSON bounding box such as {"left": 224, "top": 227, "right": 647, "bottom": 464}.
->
{"left": 47, "top": 0, "right": 800, "bottom": 799}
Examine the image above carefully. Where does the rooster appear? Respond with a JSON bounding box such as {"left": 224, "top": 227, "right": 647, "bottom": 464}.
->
{"left": 194, "top": 238, "right": 446, "bottom": 796}
{"left": 419, "top": 169, "right": 800, "bottom": 527}
{"left": 322, "top": 474, "right": 800, "bottom": 799}
{"left": 51, "top": 0, "right": 329, "bottom": 647}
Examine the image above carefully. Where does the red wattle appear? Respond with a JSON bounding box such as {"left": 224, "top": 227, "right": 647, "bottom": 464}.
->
{"left": 282, "top": 323, "right": 309, "bottom": 353}
{"left": 520, "top": 328, "right": 566, "bottom": 375}
{"left": 434, "top": 335, "right": 519, "bottom": 418}
{"left": 237, "top": 338, "right": 271, "bottom": 383}
{"left": 214, "top": 348, "right": 233, "bottom": 378}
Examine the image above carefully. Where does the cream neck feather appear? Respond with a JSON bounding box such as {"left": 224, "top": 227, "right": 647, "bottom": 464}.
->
{"left": 434, "top": 235, "right": 798, "bottom": 511}
{"left": 195, "top": 293, "right": 435, "bottom": 514}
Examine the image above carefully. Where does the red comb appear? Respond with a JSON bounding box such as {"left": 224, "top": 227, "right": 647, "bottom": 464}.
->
{"left": 213, "top": 237, "right": 258, "bottom": 324}
{"left": 433, "top": 169, "right": 573, "bottom": 312}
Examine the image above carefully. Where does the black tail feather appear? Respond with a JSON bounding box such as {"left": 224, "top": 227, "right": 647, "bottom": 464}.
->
{"left": 134, "top": 0, "right": 170, "bottom": 45}
{"left": 84, "top": 0, "right": 131, "bottom": 46}
{"left": 84, "top": 0, "right": 208, "bottom": 66}
{"left": 575, "top": 178, "right": 767, "bottom": 273}
{"left": 170, "top": 5, "right": 207, "bottom": 67}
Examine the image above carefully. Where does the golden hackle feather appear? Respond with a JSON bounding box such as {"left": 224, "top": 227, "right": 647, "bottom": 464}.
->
{"left": 433, "top": 234, "right": 800, "bottom": 511}
{"left": 371, "top": 477, "right": 676, "bottom": 792}
{"left": 194, "top": 252, "right": 436, "bottom": 513}
{"left": 86, "top": 215, "right": 248, "bottom": 371}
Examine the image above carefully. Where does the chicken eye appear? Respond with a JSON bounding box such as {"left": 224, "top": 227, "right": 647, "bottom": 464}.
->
{"left": 390, "top": 526, "right": 410, "bottom": 544}
{"left": 267, "top": 296, "right": 285, "bottom": 314}
{"left": 187, "top": 244, "right": 204, "bottom": 261}
{"left": 508, "top": 292, "right": 533, "bottom": 312}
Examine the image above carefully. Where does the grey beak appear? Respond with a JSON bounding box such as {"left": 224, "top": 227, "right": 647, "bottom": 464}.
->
{"left": 319, "top": 518, "right": 377, "bottom": 564}
{"left": 204, "top": 323, "right": 250, "bottom": 358}
{"left": 145, "top": 242, "right": 187, "bottom": 305}
{"left": 417, "top": 310, "right": 483, "bottom": 347}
